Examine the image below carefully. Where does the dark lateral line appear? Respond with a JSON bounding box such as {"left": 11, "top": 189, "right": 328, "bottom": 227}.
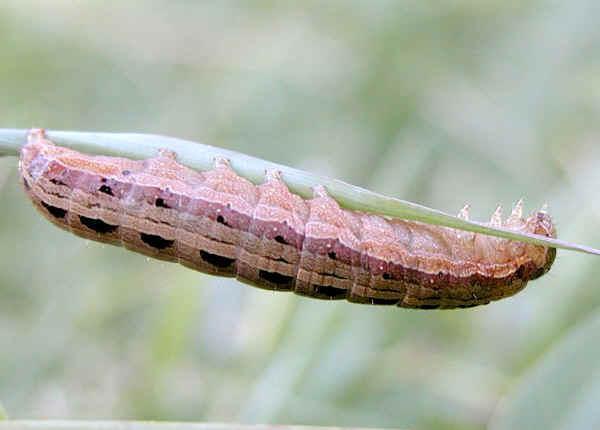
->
{"left": 79, "top": 216, "right": 118, "bottom": 233}
{"left": 41, "top": 201, "right": 67, "bottom": 219}
{"left": 34, "top": 177, "right": 544, "bottom": 297}
{"left": 140, "top": 233, "right": 174, "bottom": 249}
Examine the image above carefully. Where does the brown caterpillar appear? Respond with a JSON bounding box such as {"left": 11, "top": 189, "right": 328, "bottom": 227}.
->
{"left": 19, "top": 129, "right": 556, "bottom": 309}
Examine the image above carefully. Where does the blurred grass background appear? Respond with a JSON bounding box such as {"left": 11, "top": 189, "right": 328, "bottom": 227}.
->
{"left": 1, "top": 1, "right": 600, "bottom": 429}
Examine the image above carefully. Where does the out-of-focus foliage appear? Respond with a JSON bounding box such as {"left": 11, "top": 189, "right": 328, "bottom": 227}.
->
{"left": 1, "top": 422, "right": 375, "bottom": 430}
{"left": 489, "top": 312, "right": 600, "bottom": 430}
{"left": 1, "top": 1, "right": 600, "bottom": 429}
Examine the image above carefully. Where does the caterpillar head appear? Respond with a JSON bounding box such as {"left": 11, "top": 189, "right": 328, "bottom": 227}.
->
{"left": 530, "top": 210, "right": 557, "bottom": 279}
{"left": 534, "top": 210, "right": 556, "bottom": 239}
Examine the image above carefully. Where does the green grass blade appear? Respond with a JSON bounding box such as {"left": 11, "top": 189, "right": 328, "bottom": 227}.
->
{"left": 1, "top": 128, "right": 599, "bottom": 255}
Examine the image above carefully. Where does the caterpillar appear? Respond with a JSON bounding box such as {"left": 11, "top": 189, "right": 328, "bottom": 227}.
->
{"left": 19, "top": 129, "right": 556, "bottom": 309}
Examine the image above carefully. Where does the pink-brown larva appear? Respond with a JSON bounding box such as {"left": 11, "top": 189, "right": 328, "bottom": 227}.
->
{"left": 19, "top": 129, "right": 556, "bottom": 309}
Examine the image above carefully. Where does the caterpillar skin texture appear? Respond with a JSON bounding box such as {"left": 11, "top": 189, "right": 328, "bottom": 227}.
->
{"left": 19, "top": 130, "right": 556, "bottom": 309}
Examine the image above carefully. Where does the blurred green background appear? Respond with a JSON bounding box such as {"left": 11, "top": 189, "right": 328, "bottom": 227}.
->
{"left": 1, "top": 1, "right": 600, "bottom": 429}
